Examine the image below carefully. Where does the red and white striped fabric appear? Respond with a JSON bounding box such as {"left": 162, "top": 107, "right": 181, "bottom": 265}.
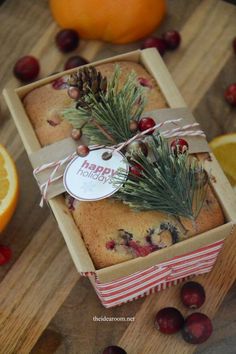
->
{"left": 82, "top": 239, "right": 224, "bottom": 308}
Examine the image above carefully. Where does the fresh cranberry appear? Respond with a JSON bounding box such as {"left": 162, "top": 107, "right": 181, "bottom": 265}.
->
{"left": 103, "top": 346, "right": 127, "bottom": 354}
{"left": 128, "top": 240, "right": 156, "bottom": 256}
{"left": 142, "top": 37, "right": 167, "bottom": 56}
{"left": 138, "top": 77, "right": 153, "bottom": 88}
{"left": 224, "top": 83, "right": 236, "bottom": 106}
{"left": 233, "top": 37, "right": 236, "bottom": 54}
{"left": 170, "top": 138, "right": 189, "bottom": 155}
{"left": 13, "top": 55, "right": 40, "bottom": 83}
{"left": 55, "top": 29, "right": 79, "bottom": 53}
{"left": 51, "top": 77, "right": 68, "bottom": 90}
{"left": 162, "top": 30, "right": 181, "bottom": 50}
{"left": 138, "top": 117, "right": 156, "bottom": 135}
{"left": 64, "top": 56, "right": 89, "bottom": 70}
{"left": 106, "top": 240, "right": 116, "bottom": 250}
{"left": 130, "top": 163, "right": 144, "bottom": 177}
{"left": 0, "top": 245, "right": 12, "bottom": 265}
{"left": 155, "top": 307, "right": 184, "bottom": 334}
{"left": 182, "top": 313, "right": 213, "bottom": 344}
{"left": 181, "top": 281, "right": 206, "bottom": 309}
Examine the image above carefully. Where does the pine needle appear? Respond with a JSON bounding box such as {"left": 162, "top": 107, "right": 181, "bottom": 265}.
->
{"left": 62, "top": 66, "right": 147, "bottom": 145}
{"left": 114, "top": 134, "right": 208, "bottom": 220}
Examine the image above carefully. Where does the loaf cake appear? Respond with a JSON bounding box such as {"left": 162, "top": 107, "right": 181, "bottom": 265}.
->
{"left": 23, "top": 61, "right": 225, "bottom": 269}
{"left": 23, "top": 62, "right": 166, "bottom": 146}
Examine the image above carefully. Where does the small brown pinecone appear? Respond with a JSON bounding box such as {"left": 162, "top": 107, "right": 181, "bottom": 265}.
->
{"left": 67, "top": 66, "right": 107, "bottom": 109}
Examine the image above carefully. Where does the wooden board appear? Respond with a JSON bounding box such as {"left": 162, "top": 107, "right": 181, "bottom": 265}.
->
{"left": 0, "top": 219, "right": 79, "bottom": 354}
{"left": 0, "top": 0, "right": 236, "bottom": 353}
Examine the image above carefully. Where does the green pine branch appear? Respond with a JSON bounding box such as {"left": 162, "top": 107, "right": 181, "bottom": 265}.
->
{"left": 62, "top": 66, "right": 207, "bottom": 220}
{"left": 62, "top": 66, "right": 147, "bottom": 145}
{"left": 114, "top": 134, "right": 208, "bottom": 220}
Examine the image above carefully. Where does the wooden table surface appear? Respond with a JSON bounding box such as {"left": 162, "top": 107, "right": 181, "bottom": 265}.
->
{"left": 1, "top": 1, "right": 236, "bottom": 353}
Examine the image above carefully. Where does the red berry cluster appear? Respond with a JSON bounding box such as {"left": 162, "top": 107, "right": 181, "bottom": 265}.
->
{"left": 155, "top": 281, "right": 213, "bottom": 344}
{"left": 101, "top": 281, "right": 211, "bottom": 353}
{"left": 55, "top": 28, "right": 88, "bottom": 70}
{"left": 136, "top": 119, "right": 190, "bottom": 154}
{"left": 128, "top": 116, "right": 155, "bottom": 176}
{"left": 129, "top": 119, "right": 189, "bottom": 178}
{"left": 13, "top": 29, "right": 88, "bottom": 83}
{"left": 142, "top": 30, "right": 181, "bottom": 56}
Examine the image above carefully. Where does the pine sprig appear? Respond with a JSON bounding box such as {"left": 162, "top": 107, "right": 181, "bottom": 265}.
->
{"left": 114, "top": 135, "right": 208, "bottom": 220}
{"left": 62, "top": 66, "right": 207, "bottom": 220}
{"left": 62, "top": 66, "right": 147, "bottom": 145}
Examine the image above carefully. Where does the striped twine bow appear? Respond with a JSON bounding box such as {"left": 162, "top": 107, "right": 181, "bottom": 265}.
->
{"left": 33, "top": 118, "right": 205, "bottom": 207}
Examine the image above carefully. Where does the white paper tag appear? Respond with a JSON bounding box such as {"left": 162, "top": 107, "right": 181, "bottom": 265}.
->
{"left": 63, "top": 148, "right": 128, "bottom": 201}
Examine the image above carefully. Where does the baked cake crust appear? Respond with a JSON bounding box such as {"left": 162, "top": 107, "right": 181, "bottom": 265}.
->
{"left": 23, "top": 61, "right": 167, "bottom": 146}
{"left": 71, "top": 186, "right": 224, "bottom": 269}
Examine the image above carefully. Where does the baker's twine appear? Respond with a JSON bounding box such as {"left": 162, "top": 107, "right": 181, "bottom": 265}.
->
{"left": 33, "top": 118, "right": 205, "bottom": 207}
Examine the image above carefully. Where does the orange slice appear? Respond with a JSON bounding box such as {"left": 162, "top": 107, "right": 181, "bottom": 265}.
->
{"left": 209, "top": 133, "right": 236, "bottom": 187}
{"left": 0, "top": 145, "right": 19, "bottom": 232}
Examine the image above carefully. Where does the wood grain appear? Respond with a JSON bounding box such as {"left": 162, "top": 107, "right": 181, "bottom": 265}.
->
{"left": 118, "top": 227, "right": 236, "bottom": 354}
{"left": 0, "top": 219, "right": 79, "bottom": 354}
{"left": 0, "top": 4, "right": 103, "bottom": 159}
{"left": 30, "top": 330, "right": 62, "bottom": 354}
{"left": 0, "top": 0, "right": 236, "bottom": 353}
{"left": 167, "top": 0, "right": 236, "bottom": 109}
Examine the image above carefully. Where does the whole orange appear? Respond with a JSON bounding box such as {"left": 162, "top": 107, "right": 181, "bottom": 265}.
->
{"left": 50, "top": 0, "right": 166, "bottom": 44}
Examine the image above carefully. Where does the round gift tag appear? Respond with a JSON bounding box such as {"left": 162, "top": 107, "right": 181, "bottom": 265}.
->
{"left": 63, "top": 148, "right": 128, "bottom": 201}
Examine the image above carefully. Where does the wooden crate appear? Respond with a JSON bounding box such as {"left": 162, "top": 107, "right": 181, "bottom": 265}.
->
{"left": 3, "top": 48, "right": 236, "bottom": 294}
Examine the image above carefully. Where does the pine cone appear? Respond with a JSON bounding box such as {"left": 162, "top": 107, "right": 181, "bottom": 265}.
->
{"left": 68, "top": 66, "right": 107, "bottom": 108}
